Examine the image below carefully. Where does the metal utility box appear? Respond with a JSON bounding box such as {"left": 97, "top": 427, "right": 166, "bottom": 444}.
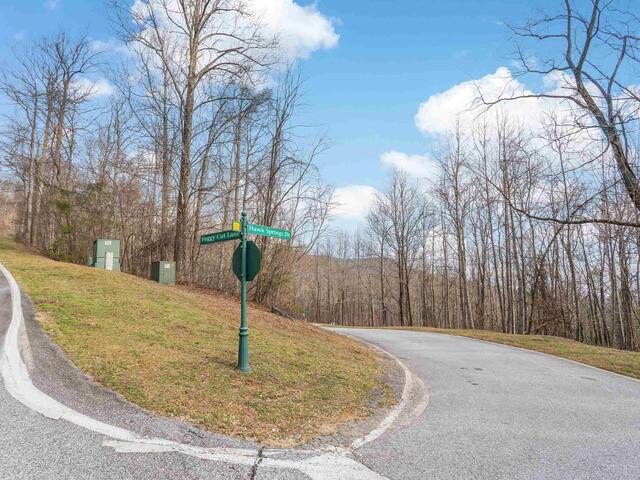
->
{"left": 151, "top": 261, "right": 175, "bottom": 285}
{"left": 92, "top": 239, "right": 121, "bottom": 272}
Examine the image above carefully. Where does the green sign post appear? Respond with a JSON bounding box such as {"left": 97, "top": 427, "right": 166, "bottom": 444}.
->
{"left": 237, "top": 213, "right": 251, "bottom": 372}
{"left": 200, "top": 212, "right": 291, "bottom": 373}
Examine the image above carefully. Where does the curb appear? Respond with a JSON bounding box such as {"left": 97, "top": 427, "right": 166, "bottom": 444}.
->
{"left": 325, "top": 327, "right": 430, "bottom": 450}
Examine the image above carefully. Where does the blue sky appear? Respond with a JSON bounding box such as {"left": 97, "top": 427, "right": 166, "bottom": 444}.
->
{"left": 0, "top": 0, "right": 562, "bottom": 223}
{"left": 299, "top": 0, "right": 544, "bottom": 184}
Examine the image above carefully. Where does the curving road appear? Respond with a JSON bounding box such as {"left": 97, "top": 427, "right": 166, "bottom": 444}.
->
{"left": 341, "top": 328, "right": 640, "bottom": 480}
{"left": 1, "top": 262, "right": 640, "bottom": 479}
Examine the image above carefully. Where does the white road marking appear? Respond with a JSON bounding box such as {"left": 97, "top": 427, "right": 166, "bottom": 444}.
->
{"left": 0, "top": 262, "right": 393, "bottom": 479}
{"left": 346, "top": 341, "right": 429, "bottom": 450}
{"left": 105, "top": 441, "right": 388, "bottom": 479}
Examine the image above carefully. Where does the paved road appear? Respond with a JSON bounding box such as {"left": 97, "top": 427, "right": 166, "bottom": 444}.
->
{"left": 342, "top": 328, "right": 640, "bottom": 480}
{"left": 2, "top": 261, "right": 640, "bottom": 480}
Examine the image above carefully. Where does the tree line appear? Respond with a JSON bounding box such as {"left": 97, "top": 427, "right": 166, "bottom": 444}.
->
{"left": 0, "top": 0, "right": 329, "bottom": 304}
{"left": 295, "top": 1, "right": 640, "bottom": 352}
{"left": 2, "top": 0, "right": 639, "bottom": 352}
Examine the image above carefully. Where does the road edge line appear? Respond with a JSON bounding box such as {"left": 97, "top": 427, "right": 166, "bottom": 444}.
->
{"left": 326, "top": 328, "right": 430, "bottom": 450}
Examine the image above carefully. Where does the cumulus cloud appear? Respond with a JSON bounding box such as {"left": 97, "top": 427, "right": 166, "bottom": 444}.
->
{"left": 135, "top": 148, "right": 157, "bottom": 166}
{"left": 414, "top": 66, "right": 615, "bottom": 164}
{"left": 415, "top": 67, "right": 552, "bottom": 137}
{"left": 90, "top": 39, "right": 131, "bottom": 56}
{"left": 74, "top": 78, "right": 115, "bottom": 98}
{"left": 252, "top": 0, "right": 339, "bottom": 60}
{"left": 130, "top": 0, "right": 338, "bottom": 68}
{"left": 407, "top": 66, "right": 621, "bottom": 179}
{"left": 331, "top": 185, "right": 379, "bottom": 220}
{"left": 380, "top": 151, "right": 439, "bottom": 179}
{"left": 381, "top": 68, "right": 557, "bottom": 186}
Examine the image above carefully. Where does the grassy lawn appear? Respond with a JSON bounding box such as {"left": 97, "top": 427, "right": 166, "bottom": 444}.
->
{"left": 0, "top": 239, "right": 385, "bottom": 446}
{"left": 388, "top": 327, "right": 640, "bottom": 380}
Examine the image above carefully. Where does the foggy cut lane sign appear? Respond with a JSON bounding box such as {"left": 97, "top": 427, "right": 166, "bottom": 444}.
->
{"left": 200, "top": 230, "right": 241, "bottom": 245}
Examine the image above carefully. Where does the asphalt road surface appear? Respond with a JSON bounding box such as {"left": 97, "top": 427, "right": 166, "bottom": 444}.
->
{"left": 2, "top": 263, "right": 640, "bottom": 479}
{"left": 342, "top": 328, "right": 640, "bottom": 480}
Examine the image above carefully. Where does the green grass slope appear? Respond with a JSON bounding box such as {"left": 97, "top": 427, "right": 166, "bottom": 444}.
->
{"left": 0, "top": 239, "right": 384, "bottom": 446}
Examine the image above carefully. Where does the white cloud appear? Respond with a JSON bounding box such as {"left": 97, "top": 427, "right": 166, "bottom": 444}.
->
{"left": 45, "top": 0, "right": 59, "bottom": 10}
{"left": 331, "top": 185, "right": 379, "bottom": 220}
{"left": 252, "top": 0, "right": 339, "bottom": 60}
{"left": 408, "top": 66, "right": 615, "bottom": 178}
{"left": 74, "top": 78, "right": 115, "bottom": 98}
{"left": 415, "top": 67, "right": 550, "bottom": 137}
{"left": 90, "top": 39, "right": 131, "bottom": 56}
{"left": 135, "top": 148, "right": 157, "bottom": 167}
{"left": 380, "top": 151, "right": 439, "bottom": 179}
{"left": 619, "top": 84, "right": 640, "bottom": 121}
{"left": 130, "top": 0, "right": 338, "bottom": 71}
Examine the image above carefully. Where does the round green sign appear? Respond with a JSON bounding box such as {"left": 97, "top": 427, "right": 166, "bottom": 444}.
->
{"left": 232, "top": 241, "right": 262, "bottom": 282}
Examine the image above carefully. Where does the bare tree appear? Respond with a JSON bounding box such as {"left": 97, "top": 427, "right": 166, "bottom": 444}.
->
{"left": 484, "top": 0, "right": 640, "bottom": 225}
{"left": 368, "top": 173, "right": 425, "bottom": 326}
{"left": 118, "top": 0, "right": 272, "bottom": 278}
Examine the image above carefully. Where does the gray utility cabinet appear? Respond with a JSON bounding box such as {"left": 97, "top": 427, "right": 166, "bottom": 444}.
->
{"left": 151, "top": 261, "right": 175, "bottom": 285}
{"left": 92, "top": 239, "right": 121, "bottom": 272}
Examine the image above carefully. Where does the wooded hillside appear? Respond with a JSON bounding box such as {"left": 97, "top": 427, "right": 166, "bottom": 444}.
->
{"left": 2, "top": 1, "right": 640, "bottom": 352}
{"left": 0, "top": 1, "right": 329, "bottom": 307}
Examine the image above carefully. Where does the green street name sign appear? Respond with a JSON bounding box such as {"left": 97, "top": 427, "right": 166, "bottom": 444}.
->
{"left": 246, "top": 224, "right": 291, "bottom": 240}
{"left": 201, "top": 213, "right": 290, "bottom": 374}
{"left": 200, "top": 230, "right": 241, "bottom": 245}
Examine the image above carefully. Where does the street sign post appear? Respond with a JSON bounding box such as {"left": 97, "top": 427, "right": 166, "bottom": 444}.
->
{"left": 199, "top": 212, "right": 290, "bottom": 373}
{"left": 237, "top": 213, "right": 250, "bottom": 372}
